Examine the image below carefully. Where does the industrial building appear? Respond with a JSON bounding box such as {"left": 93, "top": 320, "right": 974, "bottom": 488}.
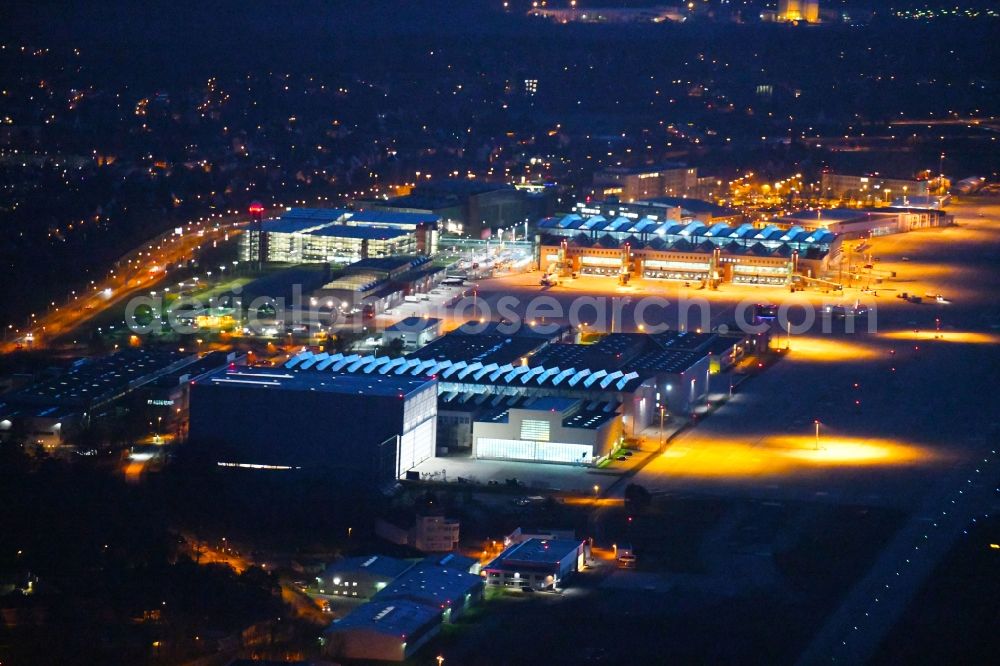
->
{"left": 319, "top": 555, "right": 414, "bottom": 599}
{"left": 382, "top": 317, "right": 443, "bottom": 351}
{"left": 592, "top": 164, "right": 699, "bottom": 201}
{"left": 377, "top": 562, "right": 483, "bottom": 622}
{"left": 323, "top": 599, "right": 441, "bottom": 662}
{"left": 280, "top": 326, "right": 756, "bottom": 466}
{"left": 188, "top": 365, "right": 437, "bottom": 482}
{"left": 537, "top": 216, "right": 832, "bottom": 286}
{"left": 239, "top": 207, "right": 439, "bottom": 265}
{"left": 312, "top": 256, "right": 446, "bottom": 316}
{"left": 470, "top": 396, "right": 622, "bottom": 465}
{"left": 0, "top": 349, "right": 211, "bottom": 448}
{"left": 483, "top": 537, "right": 587, "bottom": 590}
{"left": 321, "top": 552, "right": 484, "bottom": 661}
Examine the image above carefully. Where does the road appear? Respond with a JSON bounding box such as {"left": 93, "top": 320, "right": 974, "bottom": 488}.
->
{"left": 2, "top": 214, "right": 244, "bottom": 353}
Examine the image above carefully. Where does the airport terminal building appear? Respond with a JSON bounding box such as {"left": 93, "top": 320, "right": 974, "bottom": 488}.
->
{"left": 537, "top": 214, "right": 833, "bottom": 286}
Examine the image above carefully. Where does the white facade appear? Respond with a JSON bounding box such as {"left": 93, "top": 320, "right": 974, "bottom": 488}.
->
{"left": 472, "top": 403, "right": 621, "bottom": 465}
{"left": 399, "top": 385, "right": 437, "bottom": 477}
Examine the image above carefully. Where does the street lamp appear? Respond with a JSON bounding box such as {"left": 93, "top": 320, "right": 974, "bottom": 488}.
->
{"left": 814, "top": 419, "right": 821, "bottom": 451}
{"left": 659, "top": 405, "right": 667, "bottom": 452}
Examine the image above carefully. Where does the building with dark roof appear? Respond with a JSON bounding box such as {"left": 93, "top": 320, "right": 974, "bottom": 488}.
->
{"left": 319, "top": 555, "right": 414, "bottom": 599}
{"left": 279, "top": 325, "right": 749, "bottom": 465}
{"left": 383, "top": 317, "right": 443, "bottom": 351}
{"left": 775, "top": 207, "right": 953, "bottom": 239}
{"left": 320, "top": 549, "right": 485, "bottom": 661}
{"left": 312, "top": 255, "right": 446, "bottom": 316}
{"left": 356, "top": 179, "right": 530, "bottom": 236}
{"left": 406, "top": 332, "right": 548, "bottom": 367}
{"left": 483, "top": 537, "right": 587, "bottom": 590}
{"left": 323, "top": 598, "right": 442, "bottom": 662}
{"left": 0, "top": 348, "right": 207, "bottom": 448}
{"left": 188, "top": 365, "right": 437, "bottom": 482}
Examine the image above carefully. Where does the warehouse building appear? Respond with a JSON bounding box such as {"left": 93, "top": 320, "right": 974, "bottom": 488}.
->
{"left": 383, "top": 317, "right": 443, "bottom": 351}
{"left": 378, "top": 562, "right": 483, "bottom": 622}
{"left": 312, "top": 256, "right": 446, "bottom": 316}
{"left": 280, "top": 327, "right": 748, "bottom": 466}
{"left": 0, "top": 349, "right": 207, "bottom": 448}
{"left": 323, "top": 599, "right": 442, "bottom": 662}
{"left": 318, "top": 555, "right": 413, "bottom": 599}
{"left": 483, "top": 537, "right": 587, "bottom": 590}
{"left": 321, "top": 551, "right": 484, "bottom": 661}
{"left": 188, "top": 365, "right": 437, "bottom": 482}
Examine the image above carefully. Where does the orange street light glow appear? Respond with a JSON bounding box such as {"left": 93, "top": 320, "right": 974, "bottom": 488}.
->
{"left": 655, "top": 435, "right": 940, "bottom": 479}
{"left": 879, "top": 330, "right": 1000, "bottom": 345}
{"left": 780, "top": 336, "right": 881, "bottom": 363}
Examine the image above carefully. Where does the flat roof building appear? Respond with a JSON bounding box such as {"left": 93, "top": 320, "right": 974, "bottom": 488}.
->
{"left": 320, "top": 550, "right": 485, "bottom": 661}
{"left": 356, "top": 179, "right": 529, "bottom": 237}
{"left": 313, "top": 256, "right": 446, "bottom": 316}
{"left": 323, "top": 599, "right": 442, "bottom": 662}
{"left": 0, "top": 348, "right": 204, "bottom": 448}
{"left": 383, "top": 317, "right": 443, "bottom": 352}
{"left": 483, "top": 537, "right": 587, "bottom": 590}
{"left": 472, "top": 396, "right": 622, "bottom": 465}
{"left": 188, "top": 365, "right": 437, "bottom": 482}
{"left": 377, "top": 563, "right": 483, "bottom": 622}
{"left": 319, "top": 555, "right": 413, "bottom": 599}
{"left": 281, "top": 327, "right": 744, "bottom": 466}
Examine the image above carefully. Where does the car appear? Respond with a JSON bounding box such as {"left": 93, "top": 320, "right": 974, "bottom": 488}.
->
{"left": 616, "top": 455, "right": 628, "bottom": 461}
{"left": 623, "top": 450, "right": 634, "bottom": 457}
